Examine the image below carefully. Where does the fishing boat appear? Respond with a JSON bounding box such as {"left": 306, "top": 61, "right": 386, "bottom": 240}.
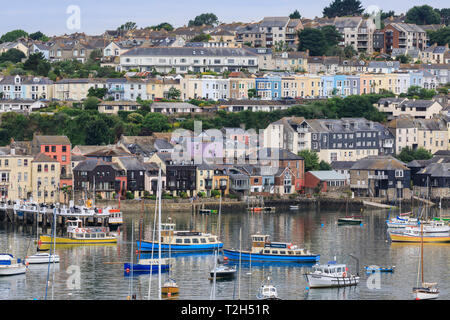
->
{"left": 256, "top": 277, "right": 281, "bottom": 300}
{"left": 389, "top": 221, "right": 450, "bottom": 243}
{"left": 137, "top": 223, "right": 223, "bottom": 252}
{"left": 39, "top": 218, "right": 118, "bottom": 245}
{"left": 412, "top": 224, "right": 439, "bottom": 300}
{"left": 124, "top": 258, "right": 171, "bottom": 275}
{"left": 364, "top": 265, "right": 395, "bottom": 273}
{"left": 223, "top": 234, "right": 320, "bottom": 263}
{"left": 0, "top": 254, "right": 27, "bottom": 276}
{"left": 304, "top": 260, "right": 360, "bottom": 288}
{"left": 25, "top": 252, "right": 60, "bottom": 264}
{"left": 337, "top": 216, "right": 362, "bottom": 225}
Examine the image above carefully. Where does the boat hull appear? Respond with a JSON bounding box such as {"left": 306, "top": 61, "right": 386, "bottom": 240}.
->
{"left": 413, "top": 289, "right": 439, "bottom": 300}
{"left": 389, "top": 233, "right": 450, "bottom": 243}
{"left": 0, "top": 264, "right": 27, "bottom": 276}
{"left": 338, "top": 219, "right": 362, "bottom": 225}
{"left": 161, "top": 286, "right": 179, "bottom": 295}
{"left": 123, "top": 263, "right": 169, "bottom": 274}
{"left": 137, "top": 241, "right": 223, "bottom": 252}
{"left": 25, "top": 254, "right": 60, "bottom": 264}
{"left": 223, "top": 249, "right": 320, "bottom": 263}
{"left": 39, "top": 235, "right": 117, "bottom": 245}
{"left": 304, "top": 274, "right": 360, "bottom": 288}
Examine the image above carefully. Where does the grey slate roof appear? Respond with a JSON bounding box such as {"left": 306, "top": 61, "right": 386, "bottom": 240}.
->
{"left": 307, "top": 170, "right": 347, "bottom": 181}
{"left": 350, "top": 156, "right": 408, "bottom": 171}
{"left": 260, "top": 17, "right": 290, "bottom": 28}
{"left": 117, "top": 156, "right": 147, "bottom": 171}
{"left": 417, "top": 162, "right": 450, "bottom": 177}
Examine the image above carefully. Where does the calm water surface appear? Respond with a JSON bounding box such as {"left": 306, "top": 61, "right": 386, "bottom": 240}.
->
{"left": 0, "top": 206, "right": 449, "bottom": 300}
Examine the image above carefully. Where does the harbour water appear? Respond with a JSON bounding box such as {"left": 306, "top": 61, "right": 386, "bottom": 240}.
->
{"left": 0, "top": 206, "right": 448, "bottom": 300}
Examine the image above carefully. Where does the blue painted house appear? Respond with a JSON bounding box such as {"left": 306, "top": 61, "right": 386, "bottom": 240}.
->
{"left": 256, "top": 75, "right": 282, "bottom": 100}
{"left": 106, "top": 78, "right": 127, "bottom": 101}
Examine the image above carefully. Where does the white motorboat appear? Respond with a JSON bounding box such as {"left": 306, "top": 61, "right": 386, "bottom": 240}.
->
{"left": 25, "top": 252, "right": 60, "bottom": 264}
{"left": 304, "top": 261, "right": 359, "bottom": 288}
{"left": 256, "top": 276, "right": 281, "bottom": 300}
{"left": 210, "top": 263, "right": 236, "bottom": 279}
{"left": 0, "top": 254, "right": 27, "bottom": 276}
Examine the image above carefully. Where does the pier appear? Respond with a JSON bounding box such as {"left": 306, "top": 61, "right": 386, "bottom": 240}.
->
{"left": 0, "top": 202, "right": 115, "bottom": 232}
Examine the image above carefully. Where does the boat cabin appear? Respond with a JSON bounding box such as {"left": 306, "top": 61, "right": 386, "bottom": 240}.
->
{"left": 0, "top": 254, "right": 13, "bottom": 265}
{"left": 312, "top": 261, "right": 348, "bottom": 276}
{"left": 251, "top": 234, "right": 269, "bottom": 252}
{"left": 161, "top": 223, "right": 175, "bottom": 237}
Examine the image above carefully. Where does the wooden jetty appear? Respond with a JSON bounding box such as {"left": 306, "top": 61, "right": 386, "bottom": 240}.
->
{"left": 362, "top": 201, "right": 397, "bottom": 209}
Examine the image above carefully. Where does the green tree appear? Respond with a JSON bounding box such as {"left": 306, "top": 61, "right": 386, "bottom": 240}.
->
{"left": 190, "top": 33, "right": 211, "bottom": 42}
{"left": 167, "top": 87, "right": 181, "bottom": 100}
{"left": 87, "top": 87, "right": 107, "bottom": 99}
{"left": 188, "top": 13, "right": 219, "bottom": 27}
{"left": 298, "top": 149, "right": 320, "bottom": 172}
{"left": 318, "top": 160, "right": 332, "bottom": 170}
{"left": 0, "top": 48, "right": 25, "bottom": 63}
{"left": 343, "top": 45, "right": 358, "bottom": 58}
{"left": 117, "top": 21, "right": 137, "bottom": 31}
{"left": 405, "top": 5, "right": 441, "bottom": 25}
{"left": 0, "top": 30, "right": 28, "bottom": 43}
{"left": 150, "top": 23, "right": 174, "bottom": 31}
{"left": 395, "top": 54, "right": 412, "bottom": 64}
{"left": 289, "top": 10, "right": 301, "bottom": 19}
{"left": 127, "top": 113, "right": 144, "bottom": 124}
{"left": 29, "top": 31, "right": 49, "bottom": 41}
{"left": 142, "top": 113, "right": 170, "bottom": 133}
{"left": 397, "top": 146, "right": 432, "bottom": 162}
{"left": 427, "top": 27, "right": 450, "bottom": 46}
{"left": 321, "top": 25, "right": 342, "bottom": 48}
{"left": 83, "top": 97, "right": 100, "bottom": 110}
{"left": 323, "top": 0, "right": 364, "bottom": 18}
{"left": 248, "top": 88, "right": 257, "bottom": 98}
{"left": 298, "top": 28, "right": 327, "bottom": 56}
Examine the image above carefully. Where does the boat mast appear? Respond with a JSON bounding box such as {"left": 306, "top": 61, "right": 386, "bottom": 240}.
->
{"left": 158, "top": 168, "right": 162, "bottom": 301}
{"left": 421, "top": 223, "right": 424, "bottom": 285}
{"left": 147, "top": 169, "right": 160, "bottom": 300}
{"left": 238, "top": 226, "right": 242, "bottom": 300}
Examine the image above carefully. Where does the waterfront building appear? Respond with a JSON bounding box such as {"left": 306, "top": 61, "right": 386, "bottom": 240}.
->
{"left": 31, "top": 135, "right": 72, "bottom": 189}
{"left": 115, "top": 156, "right": 147, "bottom": 198}
{"left": 349, "top": 155, "right": 411, "bottom": 200}
{"left": 73, "top": 158, "right": 126, "bottom": 200}
{"left": 31, "top": 153, "right": 60, "bottom": 203}
{"left": 304, "top": 170, "right": 347, "bottom": 193}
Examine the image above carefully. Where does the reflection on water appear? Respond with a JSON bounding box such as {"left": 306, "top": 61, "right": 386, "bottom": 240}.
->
{"left": 0, "top": 207, "right": 448, "bottom": 300}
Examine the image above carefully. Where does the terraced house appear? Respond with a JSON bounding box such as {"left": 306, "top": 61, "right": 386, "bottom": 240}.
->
{"left": 387, "top": 116, "right": 448, "bottom": 154}
{"left": 0, "top": 75, "right": 53, "bottom": 100}
{"left": 119, "top": 47, "right": 259, "bottom": 74}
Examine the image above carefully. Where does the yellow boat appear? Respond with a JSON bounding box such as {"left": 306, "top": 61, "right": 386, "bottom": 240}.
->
{"left": 389, "top": 233, "right": 450, "bottom": 243}
{"left": 39, "top": 219, "right": 118, "bottom": 245}
{"left": 389, "top": 222, "right": 450, "bottom": 243}
{"left": 161, "top": 278, "right": 179, "bottom": 297}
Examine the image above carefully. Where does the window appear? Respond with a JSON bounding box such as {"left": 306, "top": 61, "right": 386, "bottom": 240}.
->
{"left": 45, "top": 146, "right": 49, "bottom": 152}
{"left": 62, "top": 146, "right": 67, "bottom": 152}
{"left": 184, "top": 239, "right": 191, "bottom": 244}
{"left": 192, "top": 238, "right": 199, "bottom": 243}
{"left": 51, "top": 146, "right": 56, "bottom": 152}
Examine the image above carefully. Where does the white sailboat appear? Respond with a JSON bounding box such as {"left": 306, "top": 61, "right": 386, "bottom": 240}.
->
{"left": 412, "top": 224, "right": 439, "bottom": 300}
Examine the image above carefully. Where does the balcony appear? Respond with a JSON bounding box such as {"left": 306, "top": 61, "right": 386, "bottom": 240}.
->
{"left": 368, "top": 174, "right": 388, "bottom": 180}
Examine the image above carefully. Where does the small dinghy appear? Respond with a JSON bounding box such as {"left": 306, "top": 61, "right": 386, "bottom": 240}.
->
{"left": 364, "top": 265, "right": 395, "bottom": 273}
{"left": 25, "top": 252, "right": 60, "bottom": 264}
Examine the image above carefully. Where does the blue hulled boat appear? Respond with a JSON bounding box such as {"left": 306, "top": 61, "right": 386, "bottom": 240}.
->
{"left": 124, "top": 258, "right": 172, "bottom": 275}
{"left": 137, "top": 223, "right": 223, "bottom": 252}
{"left": 364, "top": 265, "right": 395, "bottom": 273}
{"left": 223, "top": 234, "right": 320, "bottom": 263}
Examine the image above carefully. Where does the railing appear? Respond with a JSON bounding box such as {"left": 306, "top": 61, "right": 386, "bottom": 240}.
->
{"left": 368, "top": 175, "right": 388, "bottom": 180}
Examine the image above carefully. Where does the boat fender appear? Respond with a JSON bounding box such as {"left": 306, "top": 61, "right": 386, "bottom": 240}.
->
{"left": 102, "top": 227, "right": 106, "bottom": 232}
{"left": 343, "top": 272, "right": 347, "bottom": 277}
{"left": 81, "top": 228, "right": 86, "bottom": 233}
